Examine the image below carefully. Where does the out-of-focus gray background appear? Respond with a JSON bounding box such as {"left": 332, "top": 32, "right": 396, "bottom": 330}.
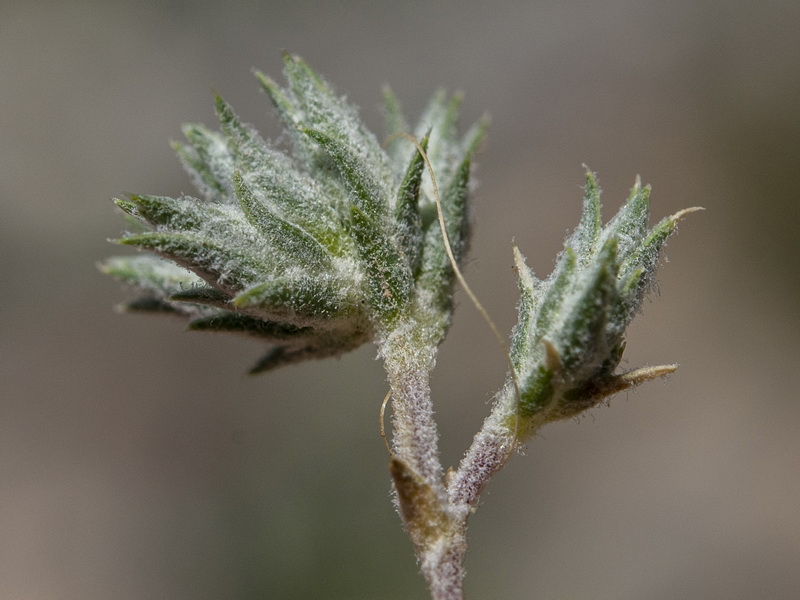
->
{"left": 2, "top": 1, "right": 799, "bottom": 598}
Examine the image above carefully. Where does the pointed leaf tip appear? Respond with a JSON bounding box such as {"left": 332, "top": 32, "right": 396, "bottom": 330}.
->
{"left": 670, "top": 206, "right": 705, "bottom": 222}
{"left": 591, "top": 364, "right": 679, "bottom": 401}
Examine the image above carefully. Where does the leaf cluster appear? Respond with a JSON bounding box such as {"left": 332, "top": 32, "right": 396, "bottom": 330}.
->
{"left": 505, "top": 171, "right": 697, "bottom": 433}
{"left": 101, "top": 55, "right": 485, "bottom": 371}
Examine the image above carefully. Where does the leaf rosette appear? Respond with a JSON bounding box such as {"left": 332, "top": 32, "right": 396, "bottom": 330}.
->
{"left": 101, "top": 54, "right": 485, "bottom": 372}
{"left": 503, "top": 171, "right": 699, "bottom": 435}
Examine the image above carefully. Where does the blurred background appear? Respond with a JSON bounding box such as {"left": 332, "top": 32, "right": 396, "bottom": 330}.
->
{"left": 2, "top": 0, "right": 799, "bottom": 598}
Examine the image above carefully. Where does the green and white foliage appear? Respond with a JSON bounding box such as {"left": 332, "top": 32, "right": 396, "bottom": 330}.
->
{"left": 499, "top": 172, "right": 698, "bottom": 436}
{"left": 101, "top": 56, "right": 698, "bottom": 600}
{"left": 101, "top": 54, "right": 485, "bottom": 372}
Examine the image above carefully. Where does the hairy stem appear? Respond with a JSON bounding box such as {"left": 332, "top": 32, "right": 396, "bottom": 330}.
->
{"left": 449, "top": 385, "right": 517, "bottom": 515}
{"left": 382, "top": 343, "right": 444, "bottom": 493}
{"left": 419, "top": 530, "right": 467, "bottom": 600}
{"left": 380, "top": 323, "right": 469, "bottom": 599}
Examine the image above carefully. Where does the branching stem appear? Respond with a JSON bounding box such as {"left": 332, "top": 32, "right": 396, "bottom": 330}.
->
{"left": 381, "top": 329, "right": 515, "bottom": 599}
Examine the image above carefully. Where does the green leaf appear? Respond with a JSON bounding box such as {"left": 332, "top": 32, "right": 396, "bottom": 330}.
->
{"left": 281, "top": 54, "right": 393, "bottom": 191}
{"left": 249, "top": 326, "right": 370, "bottom": 374}
{"left": 253, "top": 68, "right": 323, "bottom": 174}
{"left": 172, "top": 140, "right": 227, "bottom": 203}
{"left": 216, "top": 95, "right": 350, "bottom": 256}
{"left": 460, "top": 114, "right": 490, "bottom": 157}
{"left": 536, "top": 248, "right": 577, "bottom": 335}
{"left": 618, "top": 207, "right": 701, "bottom": 308}
{"left": 99, "top": 254, "right": 202, "bottom": 296}
{"left": 416, "top": 113, "right": 484, "bottom": 277}
{"left": 518, "top": 363, "right": 556, "bottom": 419}
{"left": 169, "top": 286, "right": 231, "bottom": 309}
{"left": 382, "top": 85, "right": 411, "bottom": 175}
{"left": 394, "top": 134, "right": 429, "bottom": 276}
{"left": 121, "top": 194, "right": 228, "bottom": 232}
{"left": 438, "top": 152, "right": 472, "bottom": 261}
{"left": 414, "top": 91, "right": 463, "bottom": 197}
{"left": 554, "top": 238, "right": 619, "bottom": 371}
{"left": 118, "top": 231, "right": 264, "bottom": 291}
{"left": 415, "top": 90, "right": 460, "bottom": 148}
{"left": 249, "top": 346, "right": 306, "bottom": 373}
{"left": 233, "top": 172, "right": 332, "bottom": 268}
{"left": 175, "top": 124, "right": 234, "bottom": 202}
{"left": 302, "top": 128, "right": 389, "bottom": 220}
{"left": 569, "top": 170, "right": 602, "bottom": 263}
{"left": 622, "top": 208, "right": 683, "bottom": 276}
{"left": 601, "top": 178, "right": 650, "bottom": 260}
{"left": 119, "top": 195, "right": 273, "bottom": 274}
{"left": 254, "top": 70, "right": 299, "bottom": 127}
{"left": 414, "top": 151, "right": 475, "bottom": 306}
{"left": 112, "top": 197, "right": 141, "bottom": 219}
{"left": 349, "top": 204, "right": 411, "bottom": 323}
{"left": 613, "top": 265, "right": 646, "bottom": 324}
{"left": 509, "top": 247, "right": 539, "bottom": 372}
{"left": 214, "top": 93, "right": 272, "bottom": 172}
{"left": 122, "top": 296, "right": 183, "bottom": 314}
{"left": 248, "top": 344, "right": 328, "bottom": 374}
{"left": 232, "top": 275, "right": 362, "bottom": 326}
{"left": 187, "top": 312, "right": 311, "bottom": 340}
